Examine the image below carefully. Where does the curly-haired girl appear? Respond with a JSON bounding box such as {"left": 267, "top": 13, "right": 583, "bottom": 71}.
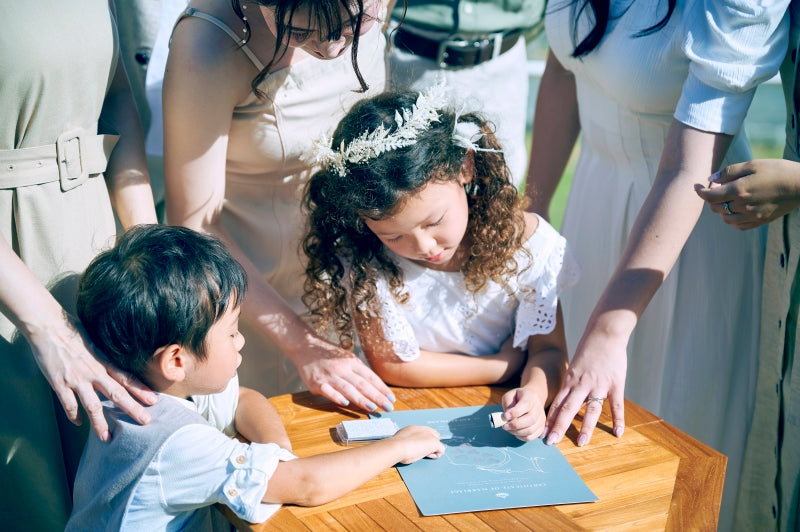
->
{"left": 303, "top": 88, "right": 580, "bottom": 440}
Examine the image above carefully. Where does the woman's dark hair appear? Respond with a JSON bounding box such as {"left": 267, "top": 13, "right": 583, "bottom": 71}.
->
{"left": 232, "top": 0, "right": 370, "bottom": 95}
{"left": 76, "top": 225, "right": 247, "bottom": 386}
{"left": 564, "top": 0, "right": 676, "bottom": 58}
{"left": 302, "top": 90, "right": 528, "bottom": 349}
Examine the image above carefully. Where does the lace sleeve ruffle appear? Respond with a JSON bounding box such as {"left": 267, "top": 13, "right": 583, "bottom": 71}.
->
{"left": 369, "top": 273, "right": 420, "bottom": 361}
{"left": 513, "top": 237, "right": 580, "bottom": 350}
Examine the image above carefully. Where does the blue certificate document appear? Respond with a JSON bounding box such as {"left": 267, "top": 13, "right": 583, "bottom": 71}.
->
{"left": 372, "top": 405, "right": 597, "bottom": 516}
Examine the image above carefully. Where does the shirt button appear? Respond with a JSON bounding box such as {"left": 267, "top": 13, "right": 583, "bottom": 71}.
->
{"left": 228, "top": 488, "right": 239, "bottom": 497}
{"left": 236, "top": 455, "right": 247, "bottom": 464}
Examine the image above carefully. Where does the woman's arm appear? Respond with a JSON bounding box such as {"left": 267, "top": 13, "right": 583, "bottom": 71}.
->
{"left": 99, "top": 26, "right": 157, "bottom": 228}
{"left": 0, "top": 235, "right": 156, "bottom": 441}
{"left": 263, "top": 424, "right": 444, "bottom": 506}
{"left": 544, "top": 120, "right": 733, "bottom": 446}
{"left": 524, "top": 50, "right": 581, "bottom": 219}
{"left": 163, "top": 18, "right": 393, "bottom": 412}
{"left": 499, "top": 305, "right": 568, "bottom": 441}
{"left": 357, "top": 312, "right": 526, "bottom": 387}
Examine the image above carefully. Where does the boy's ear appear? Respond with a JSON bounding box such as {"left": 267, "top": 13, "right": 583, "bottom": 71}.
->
{"left": 152, "top": 344, "right": 190, "bottom": 383}
{"left": 459, "top": 150, "right": 475, "bottom": 185}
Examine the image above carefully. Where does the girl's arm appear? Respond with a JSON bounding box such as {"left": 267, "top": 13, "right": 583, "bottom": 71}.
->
{"left": 163, "top": 18, "right": 393, "bottom": 413}
{"left": 100, "top": 6, "right": 157, "bottom": 229}
{"left": 0, "top": 235, "right": 156, "bottom": 442}
{"left": 234, "top": 386, "right": 292, "bottom": 450}
{"left": 524, "top": 50, "right": 581, "bottom": 219}
{"left": 500, "top": 305, "right": 568, "bottom": 441}
{"left": 358, "top": 314, "right": 526, "bottom": 387}
{"left": 262, "top": 425, "right": 444, "bottom": 506}
{"left": 544, "top": 121, "right": 732, "bottom": 446}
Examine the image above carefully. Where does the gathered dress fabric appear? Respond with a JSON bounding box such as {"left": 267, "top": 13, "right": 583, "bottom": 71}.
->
{"left": 545, "top": 1, "right": 789, "bottom": 529}
{"left": 0, "top": 1, "right": 120, "bottom": 529}
{"left": 174, "top": 12, "right": 387, "bottom": 396}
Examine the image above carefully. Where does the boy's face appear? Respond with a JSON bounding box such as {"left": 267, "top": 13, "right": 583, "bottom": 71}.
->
{"left": 184, "top": 305, "right": 245, "bottom": 395}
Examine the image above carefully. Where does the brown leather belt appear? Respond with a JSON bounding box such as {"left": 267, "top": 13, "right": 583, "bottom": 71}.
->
{"left": 393, "top": 26, "right": 522, "bottom": 68}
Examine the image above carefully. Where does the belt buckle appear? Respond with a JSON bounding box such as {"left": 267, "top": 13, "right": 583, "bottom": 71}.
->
{"left": 56, "top": 128, "right": 89, "bottom": 192}
{"left": 436, "top": 32, "right": 504, "bottom": 68}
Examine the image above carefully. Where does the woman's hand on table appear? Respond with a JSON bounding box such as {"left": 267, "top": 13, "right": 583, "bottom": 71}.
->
{"left": 391, "top": 425, "right": 446, "bottom": 463}
{"left": 543, "top": 329, "right": 627, "bottom": 447}
{"left": 499, "top": 387, "right": 547, "bottom": 441}
{"left": 294, "top": 334, "right": 396, "bottom": 413}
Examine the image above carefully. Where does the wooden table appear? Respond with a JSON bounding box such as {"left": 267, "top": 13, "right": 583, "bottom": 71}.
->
{"left": 222, "top": 386, "right": 725, "bottom": 531}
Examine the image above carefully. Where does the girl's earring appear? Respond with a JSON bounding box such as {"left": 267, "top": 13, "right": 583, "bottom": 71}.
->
{"left": 464, "top": 182, "right": 478, "bottom": 196}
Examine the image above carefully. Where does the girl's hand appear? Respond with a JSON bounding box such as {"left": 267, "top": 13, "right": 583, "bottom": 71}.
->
{"left": 499, "top": 387, "right": 547, "bottom": 441}
{"left": 28, "top": 317, "right": 156, "bottom": 442}
{"left": 390, "top": 425, "right": 445, "bottom": 463}
{"left": 543, "top": 328, "right": 627, "bottom": 447}
{"left": 695, "top": 159, "right": 800, "bottom": 230}
{"left": 295, "top": 335, "right": 396, "bottom": 413}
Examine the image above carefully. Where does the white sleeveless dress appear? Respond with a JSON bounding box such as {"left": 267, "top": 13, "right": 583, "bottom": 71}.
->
{"left": 544, "top": 1, "right": 788, "bottom": 529}
{"left": 176, "top": 11, "right": 387, "bottom": 395}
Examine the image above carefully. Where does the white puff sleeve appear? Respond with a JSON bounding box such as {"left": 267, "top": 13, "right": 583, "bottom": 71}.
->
{"left": 512, "top": 225, "right": 580, "bottom": 350}
{"left": 676, "top": 0, "right": 789, "bottom": 134}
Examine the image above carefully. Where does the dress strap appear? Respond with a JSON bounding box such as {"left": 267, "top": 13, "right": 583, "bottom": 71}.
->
{"left": 172, "top": 7, "right": 265, "bottom": 71}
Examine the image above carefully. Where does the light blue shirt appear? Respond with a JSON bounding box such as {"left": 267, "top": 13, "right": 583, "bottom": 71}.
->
{"left": 122, "top": 376, "right": 296, "bottom": 529}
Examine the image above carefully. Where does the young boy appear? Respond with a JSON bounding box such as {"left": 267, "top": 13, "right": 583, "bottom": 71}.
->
{"left": 66, "top": 225, "right": 444, "bottom": 531}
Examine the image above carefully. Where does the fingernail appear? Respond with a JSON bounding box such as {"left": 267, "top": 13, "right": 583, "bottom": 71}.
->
{"left": 340, "top": 398, "right": 350, "bottom": 407}
{"left": 614, "top": 426, "right": 624, "bottom": 438}
{"left": 382, "top": 402, "right": 394, "bottom": 412}
{"left": 101, "top": 431, "right": 110, "bottom": 442}
{"left": 387, "top": 392, "right": 396, "bottom": 402}
{"left": 708, "top": 171, "right": 720, "bottom": 182}
{"left": 545, "top": 432, "right": 558, "bottom": 445}
{"left": 365, "top": 401, "right": 377, "bottom": 411}
{"left": 577, "top": 433, "right": 588, "bottom": 447}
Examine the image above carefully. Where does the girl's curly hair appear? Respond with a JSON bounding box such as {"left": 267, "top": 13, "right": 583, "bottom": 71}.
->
{"left": 302, "top": 90, "right": 528, "bottom": 349}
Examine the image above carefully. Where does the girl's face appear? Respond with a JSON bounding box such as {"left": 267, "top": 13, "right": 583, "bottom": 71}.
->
{"left": 260, "top": 0, "right": 381, "bottom": 59}
{"left": 364, "top": 174, "right": 472, "bottom": 272}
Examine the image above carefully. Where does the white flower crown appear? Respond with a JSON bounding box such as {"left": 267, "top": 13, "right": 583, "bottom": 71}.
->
{"left": 307, "top": 84, "right": 503, "bottom": 177}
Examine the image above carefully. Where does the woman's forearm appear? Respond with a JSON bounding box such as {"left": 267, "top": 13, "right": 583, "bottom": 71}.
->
{"left": 100, "top": 56, "right": 157, "bottom": 228}
{"left": 525, "top": 50, "right": 581, "bottom": 217}
{"left": 584, "top": 120, "right": 733, "bottom": 339}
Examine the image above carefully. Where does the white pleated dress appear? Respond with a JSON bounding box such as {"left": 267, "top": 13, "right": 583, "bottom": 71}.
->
{"left": 544, "top": 1, "right": 789, "bottom": 528}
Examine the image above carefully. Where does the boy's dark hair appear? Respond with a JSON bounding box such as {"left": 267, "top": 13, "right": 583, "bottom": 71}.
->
{"left": 302, "top": 90, "right": 527, "bottom": 349}
{"left": 76, "top": 225, "right": 247, "bottom": 385}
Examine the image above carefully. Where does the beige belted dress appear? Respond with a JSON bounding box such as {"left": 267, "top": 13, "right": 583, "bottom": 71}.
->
{"left": 0, "top": 2, "right": 121, "bottom": 529}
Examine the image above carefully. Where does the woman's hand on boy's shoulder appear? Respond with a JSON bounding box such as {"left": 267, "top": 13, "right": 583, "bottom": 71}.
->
{"left": 390, "top": 425, "right": 445, "bottom": 463}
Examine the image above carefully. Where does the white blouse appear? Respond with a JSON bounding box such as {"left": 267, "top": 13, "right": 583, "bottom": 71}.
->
{"left": 370, "top": 215, "right": 580, "bottom": 360}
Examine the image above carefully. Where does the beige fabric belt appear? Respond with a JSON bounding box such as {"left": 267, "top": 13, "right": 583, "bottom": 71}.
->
{"left": 0, "top": 129, "right": 119, "bottom": 191}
